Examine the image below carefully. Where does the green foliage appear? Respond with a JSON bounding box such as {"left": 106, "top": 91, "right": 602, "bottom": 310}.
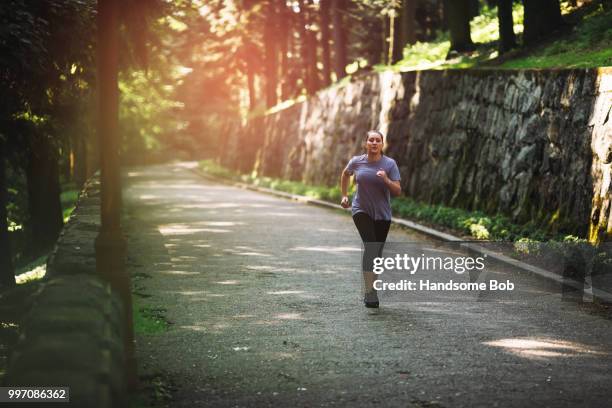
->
{"left": 387, "top": 1, "right": 610, "bottom": 71}
{"left": 390, "top": 197, "right": 555, "bottom": 241}
{"left": 60, "top": 186, "right": 78, "bottom": 223}
{"left": 199, "top": 159, "right": 239, "bottom": 181}
{"left": 128, "top": 372, "right": 174, "bottom": 408}
{"left": 119, "top": 69, "right": 185, "bottom": 161}
{"left": 199, "top": 160, "right": 354, "bottom": 202}
{"left": 388, "top": 2, "right": 523, "bottom": 71}
{"left": 60, "top": 189, "right": 78, "bottom": 207}
{"left": 1, "top": 1, "right": 96, "bottom": 271}
{"left": 512, "top": 234, "right": 612, "bottom": 281}
{"left": 133, "top": 300, "right": 169, "bottom": 335}
{"left": 248, "top": 176, "right": 349, "bottom": 202}
{"left": 500, "top": 6, "right": 612, "bottom": 68}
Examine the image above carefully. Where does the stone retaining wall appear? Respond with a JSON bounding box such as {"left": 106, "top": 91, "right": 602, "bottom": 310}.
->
{"left": 223, "top": 68, "right": 612, "bottom": 240}
{"left": 3, "top": 177, "right": 127, "bottom": 407}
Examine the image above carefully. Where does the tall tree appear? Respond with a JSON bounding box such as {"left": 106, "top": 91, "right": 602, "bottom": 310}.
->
{"left": 278, "top": 2, "right": 293, "bottom": 98}
{"left": 382, "top": 12, "right": 389, "bottom": 62}
{"left": 22, "top": 0, "right": 96, "bottom": 256}
{"left": 468, "top": 0, "right": 480, "bottom": 19}
{"left": 523, "top": 0, "right": 565, "bottom": 46}
{"left": 331, "top": 0, "right": 347, "bottom": 80}
{"left": 497, "top": 0, "right": 516, "bottom": 53}
{"left": 0, "top": 0, "right": 97, "bottom": 271}
{"left": 415, "top": 0, "right": 445, "bottom": 41}
{"left": 297, "top": 0, "right": 309, "bottom": 92}
{"left": 0, "top": 146, "right": 15, "bottom": 287}
{"left": 390, "top": 0, "right": 417, "bottom": 64}
{"left": 25, "top": 133, "right": 64, "bottom": 255}
{"left": 319, "top": 0, "right": 332, "bottom": 87}
{"left": 304, "top": 0, "right": 319, "bottom": 94}
{"left": 443, "top": 0, "right": 475, "bottom": 56}
{"left": 283, "top": 4, "right": 303, "bottom": 99}
{"left": 389, "top": 1, "right": 401, "bottom": 64}
{"left": 239, "top": 39, "right": 259, "bottom": 111}
{"left": 0, "top": 1, "right": 44, "bottom": 282}
{"left": 264, "top": 1, "right": 278, "bottom": 107}
{"left": 401, "top": 0, "right": 417, "bottom": 47}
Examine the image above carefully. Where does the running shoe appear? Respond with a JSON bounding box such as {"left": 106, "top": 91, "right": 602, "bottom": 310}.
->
{"left": 364, "top": 289, "right": 379, "bottom": 308}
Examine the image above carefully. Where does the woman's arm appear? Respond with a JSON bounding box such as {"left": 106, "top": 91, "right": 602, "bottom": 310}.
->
{"left": 386, "top": 179, "right": 402, "bottom": 197}
{"left": 340, "top": 168, "right": 351, "bottom": 208}
{"left": 376, "top": 169, "right": 402, "bottom": 197}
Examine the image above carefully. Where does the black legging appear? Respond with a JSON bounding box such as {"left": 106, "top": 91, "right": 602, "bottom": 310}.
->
{"left": 352, "top": 212, "right": 391, "bottom": 272}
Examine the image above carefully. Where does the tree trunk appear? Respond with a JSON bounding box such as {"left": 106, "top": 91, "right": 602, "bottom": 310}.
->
{"left": 61, "top": 137, "right": 72, "bottom": 182}
{"left": 370, "top": 21, "right": 384, "bottom": 66}
{"left": 469, "top": 0, "right": 480, "bottom": 19}
{"left": 242, "top": 40, "right": 258, "bottom": 111}
{"left": 331, "top": 0, "right": 347, "bottom": 80}
{"left": 401, "top": 0, "right": 417, "bottom": 46}
{"left": 247, "top": 64, "right": 256, "bottom": 111}
{"left": 279, "top": 2, "right": 291, "bottom": 99}
{"left": 304, "top": 1, "right": 319, "bottom": 94}
{"left": 264, "top": 1, "right": 278, "bottom": 107}
{"left": 497, "top": 0, "right": 516, "bottom": 53}
{"left": 0, "top": 147, "right": 15, "bottom": 287}
{"left": 297, "top": 0, "right": 309, "bottom": 92}
{"left": 285, "top": 32, "right": 301, "bottom": 99}
{"left": 523, "top": 0, "right": 564, "bottom": 46}
{"left": 85, "top": 123, "right": 99, "bottom": 180}
{"left": 382, "top": 15, "right": 389, "bottom": 64}
{"left": 443, "top": 0, "right": 475, "bottom": 55}
{"left": 73, "top": 132, "right": 88, "bottom": 189}
{"left": 390, "top": 8, "right": 400, "bottom": 64}
{"left": 25, "top": 134, "right": 63, "bottom": 256}
{"left": 319, "top": 0, "right": 332, "bottom": 87}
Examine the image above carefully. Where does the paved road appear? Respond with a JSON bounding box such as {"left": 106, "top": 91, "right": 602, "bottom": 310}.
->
{"left": 123, "top": 162, "right": 612, "bottom": 408}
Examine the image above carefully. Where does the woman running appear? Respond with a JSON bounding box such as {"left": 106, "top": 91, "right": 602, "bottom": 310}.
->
{"left": 340, "top": 130, "right": 401, "bottom": 308}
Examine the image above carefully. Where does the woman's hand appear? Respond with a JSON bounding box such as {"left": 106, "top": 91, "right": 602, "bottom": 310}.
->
{"left": 378, "top": 168, "right": 402, "bottom": 196}
{"left": 376, "top": 169, "right": 389, "bottom": 182}
{"left": 340, "top": 169, "right": 351, "bottom": 208}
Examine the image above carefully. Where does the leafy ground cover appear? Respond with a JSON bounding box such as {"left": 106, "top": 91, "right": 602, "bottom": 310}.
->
{"left": 60, "top": 185, "right": 79, "bottom": 223}
{"left": 497, "top": 5, "right": 612, "bottom": 68}
{"left": 133, "top": 301, "right": 169, "bottom": 335}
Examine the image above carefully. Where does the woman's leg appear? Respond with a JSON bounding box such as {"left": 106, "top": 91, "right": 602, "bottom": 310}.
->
{"left": 369, "top": 221, "right": 391, "bottom": 299}
{"left": 352, "top": 212, "right": 377, "bottom": 242}
{"left": 352, "top": 213, "right": 380, "bottom": 304}
{"left": 373, "top": 220, "right": 391, "bottom": 243}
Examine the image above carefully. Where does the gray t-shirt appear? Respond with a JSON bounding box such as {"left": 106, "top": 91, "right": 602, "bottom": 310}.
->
{"left": 345, "top": 154, "right": 401, "bottom": 221}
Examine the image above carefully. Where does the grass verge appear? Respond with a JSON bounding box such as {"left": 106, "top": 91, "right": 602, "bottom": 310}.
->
{"left": 132, "top": 301, "right": 169, "bottom": 335}
{"left": 60, "top": 183, "right": 79, "bottom": 223}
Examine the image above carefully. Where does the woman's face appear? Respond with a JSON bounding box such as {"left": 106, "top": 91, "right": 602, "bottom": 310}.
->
{"left": 366, "top": 134, "right": 383, "bottom": 155}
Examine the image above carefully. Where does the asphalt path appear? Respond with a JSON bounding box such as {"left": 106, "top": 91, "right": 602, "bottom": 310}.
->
{"left": 123, "top": 162, "right": 612, "bottom": 408}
